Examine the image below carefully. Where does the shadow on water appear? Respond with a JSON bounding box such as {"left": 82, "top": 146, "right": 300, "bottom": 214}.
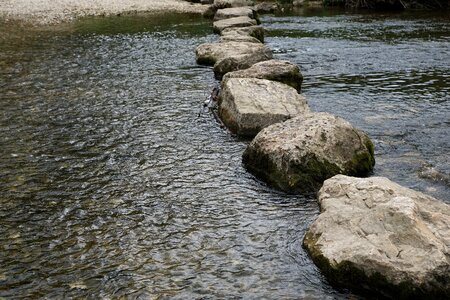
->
{"left": 0, "top": 8, "right": 448, "bottom": 299}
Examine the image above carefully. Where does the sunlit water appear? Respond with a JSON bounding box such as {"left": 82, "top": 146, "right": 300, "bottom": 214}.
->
{"left": 0, "top": 9, "right": 449, "bottom": 299}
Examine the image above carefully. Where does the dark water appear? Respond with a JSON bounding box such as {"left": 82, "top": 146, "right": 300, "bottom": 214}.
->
{"left": 0, "top": 9, "right": 449, "bottom": 299}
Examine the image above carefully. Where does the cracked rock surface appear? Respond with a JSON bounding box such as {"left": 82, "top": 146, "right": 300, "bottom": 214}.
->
{"left": 304, "top": 175, "right": 450, "bottom": 298}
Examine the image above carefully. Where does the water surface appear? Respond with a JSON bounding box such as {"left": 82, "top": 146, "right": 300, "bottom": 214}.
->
{"left": 0, "top": 9, "right": 449, "bottom": 299}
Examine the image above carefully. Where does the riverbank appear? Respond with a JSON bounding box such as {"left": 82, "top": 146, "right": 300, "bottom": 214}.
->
{"left": 0, "top": 0, "right": 208, "bottom": 25}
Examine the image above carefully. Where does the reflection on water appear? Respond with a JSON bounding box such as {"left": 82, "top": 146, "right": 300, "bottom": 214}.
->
{"left": 0, "top": 9, "right": 449, "bottom": 299}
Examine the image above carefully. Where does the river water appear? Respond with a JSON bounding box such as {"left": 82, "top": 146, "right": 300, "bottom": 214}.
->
{"left": 0, "top": 9, "right": 448, "bottom": 299}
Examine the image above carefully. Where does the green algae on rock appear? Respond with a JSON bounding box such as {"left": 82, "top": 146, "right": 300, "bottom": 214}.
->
{"left": 243, "top": 112, "right": 375, "bottom": 193}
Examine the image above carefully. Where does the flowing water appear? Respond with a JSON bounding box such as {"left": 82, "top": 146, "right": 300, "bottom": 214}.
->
{"left": 0, "top": 9, "right": 449, "bottom": 299}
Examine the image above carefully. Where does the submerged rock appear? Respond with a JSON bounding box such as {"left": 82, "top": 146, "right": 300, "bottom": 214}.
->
{"left": 195, "top": 41, "right": 270, "bottom": 65}
{"left": 214, "top": 7, "right": 258, "bottom": 22}
{"left": 219, "top": 78, "right": 309, "bottom": 137}
{"left": 221, "top": 25, "right": 265, "bottom": 43}
{"left": 303, "top": 175, "right": 450, "bottom": 299}
{"left": 243, "top": 112, "right": 375, "bottom": 192}
{"left": 223, "top": 59, "right": 303, "bottom": 92}
{"left": 213, "top": 16, "right": 258, "bottom": 34}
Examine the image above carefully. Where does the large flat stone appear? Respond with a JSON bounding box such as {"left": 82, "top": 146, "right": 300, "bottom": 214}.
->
{"left": 243, "top": 112, "right": 375, "bottom": 192}
{"left": 213, "top": 16, "right": 258, "bottom": 34}
{"left": 214, "top": 7, "right": 257, "bottom": 21}
{"left": 219, "top": 78, "right": 309, "bottom": 137}
{"left": 195, "top": 41, "right": 270, "bottom": 65}
{"left": 304, "top": 175, "right": 450, "bottom": 299}
{"left": 223, "top": 60, "right": 304, "bottom": 93}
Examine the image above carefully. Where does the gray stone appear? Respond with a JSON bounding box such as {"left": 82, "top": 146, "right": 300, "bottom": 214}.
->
{"left": 214, "top": 0, "right": 254, "bottom": 7}
{"left": 213, "top": 47, "right": 272, "bottom": 79}
{"left": 243, "top": 112, "right": 375, "bottom": 192}
{"left": 195, "top": 41, "right": 270, "bottom": 65}
{"left": 214, "top": 7, "right": 257, "bottom": 21}
{"left": 219, "top": 34, "right": 261, "bottom": 44}
{"left": 221, "top": 25, "right": 265, "bottom": 43}
{"left": 213, "top": 16, "right": 257, "bottom": 34}
{"left": 304, "top": 175, "right": 450, "bottom": 299}
{"left": 223, "top": 60, "right": 303, "bottom": 92}
{"left": 219, "top": 78, "right": 309, "bottom": 137}
{"left": 254, "top": 1, "right": 278, "bottom": 13}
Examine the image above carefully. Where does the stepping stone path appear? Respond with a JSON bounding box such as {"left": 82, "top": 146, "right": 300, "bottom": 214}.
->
{"left": 193, "top": 1, "right": 449, "bottom": 298}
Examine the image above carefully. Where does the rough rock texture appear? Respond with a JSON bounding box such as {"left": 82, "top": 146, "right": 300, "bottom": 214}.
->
{"left": 213, "top": 47, "right": 272, "bottom": 79}
{"left": 304, "top": 175, "right": 450, "bottom": 299}
{"left": 219, "top": 78, "right": 310, "bottom": 137}
{"left": 213, "top": 16, "right": 257, "bottom": 34}
{"left": 221, "top": 25, "right": 265, "bottom": 43}
{"left": 214, "top": 7, "right": 257, "bottom": 21}
{"left": 242, "top": 112, "right": 375, "bottom": 192}
{"left": 223, "top": 60, "right": 303, "bottom": 92}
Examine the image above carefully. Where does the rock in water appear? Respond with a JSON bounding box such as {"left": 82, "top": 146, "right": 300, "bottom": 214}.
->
{"left": 219, "top": 78, "right": 309, "bottom": 137}
{"left": 213, "top": 48, "right": 272, "bottom": 79}
{"left": 223, "top": 60, "right": 303, "bottom": 93}
{"left": 214, "top": 7, "right": 258, "bottom": 22}
{"left": 243, "top": 112, "right": 375, "bottom": 192}
{"left": 221, "top": 25, "right": 265, "bottom": 43}
{"left": 196, "top": 41, "right": 271, "bottom": 66}
{"left": 303, "top": 175, "right": 450, "bottom": 299}
{"left": 213, "top": 16, "right": 258, "bottom": 34}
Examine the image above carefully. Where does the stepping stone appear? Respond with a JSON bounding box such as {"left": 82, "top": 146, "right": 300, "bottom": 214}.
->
{"left": 219, "top": 77, "right": 309, "bottom": 137}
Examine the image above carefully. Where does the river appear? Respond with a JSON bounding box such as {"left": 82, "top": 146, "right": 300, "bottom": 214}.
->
{"left": 0, "top": 8, "right": 448, "bottom": 299}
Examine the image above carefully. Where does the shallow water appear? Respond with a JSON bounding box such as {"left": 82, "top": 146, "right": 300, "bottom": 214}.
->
{"left": 0, "top": 9, "right": 449, "bottom": 299}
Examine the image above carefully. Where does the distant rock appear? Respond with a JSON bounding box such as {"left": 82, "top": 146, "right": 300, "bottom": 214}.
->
{"left": 243, "top": 112, "right": 375, "bottom": 192}
{"left": 221, "top": 25, "right": 265, "bottom": 43}
{"left": 213, "top": 16, "right": 258, "bottom": 34}
{"left": 223, "top": 60, "right": 303, "bottom": 92}
{"left": 219, "top": 78, "right": 310, "bottom": 136}
{"left": 214, "top": 0, "right": 255, "bottom": 7}
{"left": 214, "top": 7, "right": 258, "bottom": 22}
{"left": 304, "top": 175, "right": 450, "bottom": 299}
{"left": 254, "top": 1, "right": 278, "bottom": 13}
